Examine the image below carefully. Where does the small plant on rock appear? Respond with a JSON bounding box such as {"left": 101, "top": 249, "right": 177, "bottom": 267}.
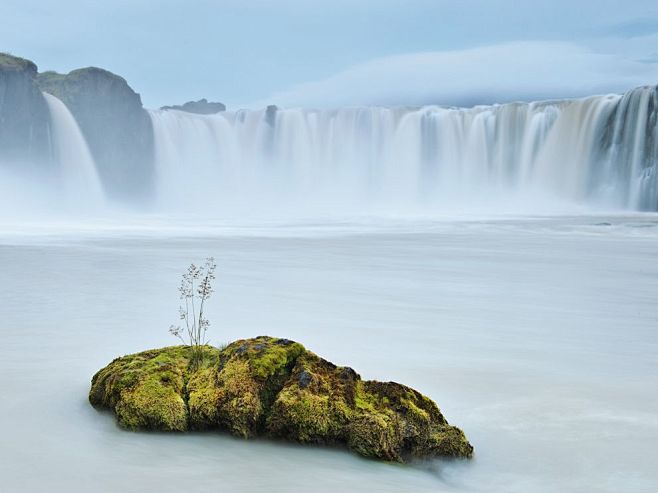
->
{"left": 169, "top": 257, "right": 217, "bottom": 368}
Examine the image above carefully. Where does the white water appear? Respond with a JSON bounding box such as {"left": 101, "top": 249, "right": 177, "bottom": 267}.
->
{"left": 149, "top": 86, "right": 658, "bottom": 215}
{"left": 43, "top": 92, "right": 105, "bottom": 205}
{"left": 0, "top": 216, "right": 657, "bottom": 492}
{"left": 1, "top": 83, "right": 658, "bottom": 492}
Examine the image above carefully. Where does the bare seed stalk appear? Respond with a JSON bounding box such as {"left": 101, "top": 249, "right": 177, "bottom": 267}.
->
{"left": 169, "top": 257, "right": 217, "bottom": 368}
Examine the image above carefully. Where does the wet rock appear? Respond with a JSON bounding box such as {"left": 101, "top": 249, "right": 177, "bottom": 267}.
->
{"left": 339, "top": 367, "right": 359, "bottom": 381}
{"left": 298, "top": 370, "right": 313, "bottom": 388}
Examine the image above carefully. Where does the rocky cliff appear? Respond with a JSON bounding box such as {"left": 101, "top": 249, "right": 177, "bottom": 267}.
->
{"left": 0, "top": 53, "right": 52, "bottom": 167}
{"left": 38, "top": 67, "right": 154, "bottom": 201}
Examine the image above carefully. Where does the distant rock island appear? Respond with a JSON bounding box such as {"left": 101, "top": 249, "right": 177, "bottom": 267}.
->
{"left": 161, "top": 98, "right": 226, "bottom": 114}
{"left": 89, "top": 336, "right": 473, "bottom": 463}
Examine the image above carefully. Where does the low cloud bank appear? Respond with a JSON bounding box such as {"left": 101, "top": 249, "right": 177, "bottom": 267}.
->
{"left": 255, "top": 41, "right": 658, "bottom": 109}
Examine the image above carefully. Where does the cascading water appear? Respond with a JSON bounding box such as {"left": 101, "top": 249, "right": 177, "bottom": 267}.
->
{"left": 148, "top": 85, "right": 658, "bottom": 214}
{"left": 43, "top": 92, "right": 104, "bottom": 205}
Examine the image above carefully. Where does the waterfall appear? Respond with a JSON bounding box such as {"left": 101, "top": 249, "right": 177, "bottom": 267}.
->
{"left": 148, "top": 86, "right": 658, "bottom": 214}
{"left": 43, "top": 92, "right": 104, "bottom": 204}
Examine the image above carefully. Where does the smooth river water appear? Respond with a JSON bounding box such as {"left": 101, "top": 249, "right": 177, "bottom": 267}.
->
{"left": 1, "top": 215, "right": 657, "bottom": 492}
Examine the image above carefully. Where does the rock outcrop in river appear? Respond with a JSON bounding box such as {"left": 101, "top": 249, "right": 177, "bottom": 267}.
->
{"left": 89, "top": 336, "right": 473, "bottom": 462}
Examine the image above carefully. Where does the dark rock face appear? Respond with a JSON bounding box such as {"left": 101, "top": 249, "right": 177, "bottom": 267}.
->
{"left": 89, "top": 336, "right": 473, "bottom": 462}
{"left": 161, "top": 98, "right": 226, "bottom": 114}
{"left": 0, "top": 53, "right": 52, "bottom": 167}
{"left": 297, "top": 369, "right": 313, "bottom": 388}
{"left": 37, "top": 67, "right": 154, "bottom": 201}
{"left": 265, "top": 104, "right": 278, "bottom": 126}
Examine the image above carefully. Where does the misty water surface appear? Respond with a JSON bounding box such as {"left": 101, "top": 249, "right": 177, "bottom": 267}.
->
{"left": 0, "top": 216, "right": 656, "bottom": 492}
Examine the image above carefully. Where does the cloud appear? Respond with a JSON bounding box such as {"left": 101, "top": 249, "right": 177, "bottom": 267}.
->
{"left": 254, "top": 41, "right": 658, "bottom": 109}
{"left": 599, "top": 18, "right": 658, "bottom": 38}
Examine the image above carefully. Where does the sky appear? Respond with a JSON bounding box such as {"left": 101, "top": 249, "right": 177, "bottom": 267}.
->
{"left": 2, "top": 0, "right": 658, "bottom": 109}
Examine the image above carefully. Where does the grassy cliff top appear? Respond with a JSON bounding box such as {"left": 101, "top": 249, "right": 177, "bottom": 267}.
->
{"left": 39, "top": 66, "right": 129, "bottom": 83}
{"left": 0, "top": 53, "right": 37, "bottom": 73}
{"left": 36, "top": 66, "right": 141, "bottom": 108}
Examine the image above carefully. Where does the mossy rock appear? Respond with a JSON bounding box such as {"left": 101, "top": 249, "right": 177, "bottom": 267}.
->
{"left": 90, "top": 336, "right": 473, "bottom": 462}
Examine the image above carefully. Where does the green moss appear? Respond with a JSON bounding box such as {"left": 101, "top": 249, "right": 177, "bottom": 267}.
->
{"left": 268, "top": 355, "right": 368, "bottom": 448}
{"left": 428, "top": 427, "right": 475, "bottom": 458}
{"left": 90, "top": 337, "right": 473, "bottom": 462}
{"left": 90, "top": 346, "right": 190, "bottom": 430}
{"left": 214, "top": 358, "right": 263, "bottom": 437}
{"left": 221, "top": 336, "right": 305, "bottom": 380}
{"left": 201, "top": 337, "right": 304, "bottom": 437}
{"left": 354, "top": 381, "right": 378, "bottom": 412}
{"left": 89, "top": 345, "right": 219, "bottom": 430}
{"left": 268, "top": 387, "right": 332, "bottom": 442}
{"left": 348, "top": 413, "right": 400, "bottom": 461}
{"left": 249, "top": 342, "right": 304, "bottom": 379}
{"left": 115, "top": 376, "right": 187, "bottom": 431}
{"left": 187, "top": 367, "right": 221, "bottom": 429}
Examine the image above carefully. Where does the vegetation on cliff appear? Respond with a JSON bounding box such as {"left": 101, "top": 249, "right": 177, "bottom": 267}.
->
{"left": 0, "top": 53, "right": 38, "bottom": 72}
{"left": 90, "top": 336, "right": 473, "bottom": 462}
